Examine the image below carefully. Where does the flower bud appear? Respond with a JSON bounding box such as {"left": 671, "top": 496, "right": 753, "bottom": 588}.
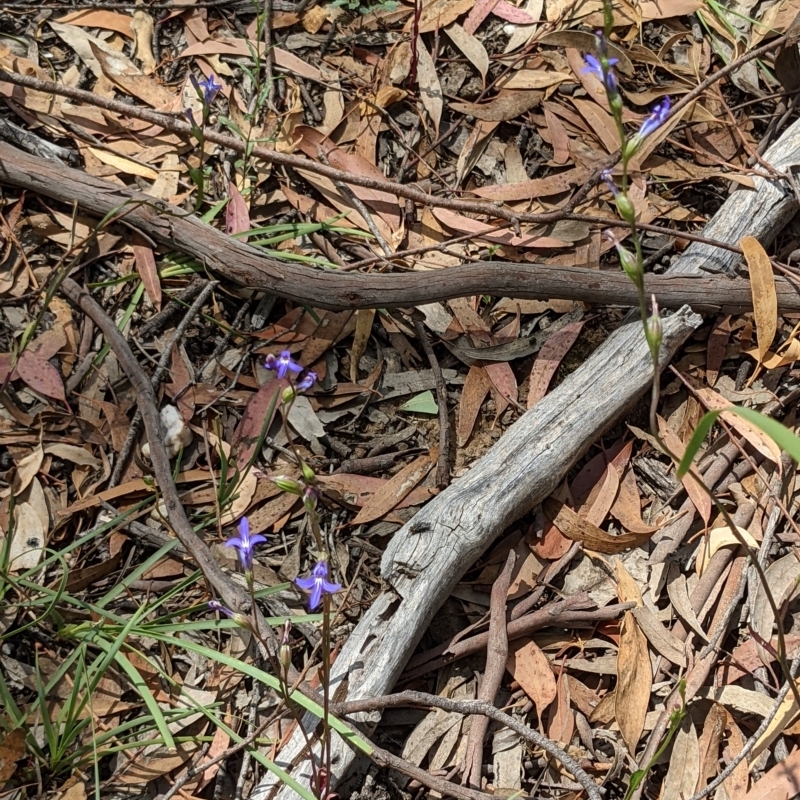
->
{"left": 301, "top": 460, "right": 316, "bottom": 485}
{"left": 618, "top": 245, "right": 643, "bottom": 290}
{"left": 272, "top": 476, "right": 303, "bottom": 495}
{"left": 646, "top": 295, "right": 662, "bottom": 355}
{"left": 279, "top": 643, "right": 292, "bottom": 672}
{"left": 614, "top": 193, "right": 636, "bottom": 226}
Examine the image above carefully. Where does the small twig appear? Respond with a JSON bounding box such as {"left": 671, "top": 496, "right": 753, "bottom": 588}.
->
{"left": 463, "top": 550, "right": 516, "bottom": 789}
{"left": 234, "top": 672, "right": 263, "bottom": 800}
{"left": 138, "top": 275, "right": 209, "bottom": 339}
{"left": 109, "top": 280, "right": 218, "bottom": 487}
{"left": 411, "top": 318, "right": 451, "bottom": 487}
{"left": 686, "top": 653, "right": 800, "bottom": 800}
{"left": 332, "top": 690, "right": 603, "bottom": 800}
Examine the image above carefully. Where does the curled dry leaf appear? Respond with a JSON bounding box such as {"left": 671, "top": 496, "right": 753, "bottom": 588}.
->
{"left": 506, "top": 637, "right": 556, "bottom": 717}
{"left": 740, "top": 236, "right": 777, "bottom": 364}
{"left": 526, "top": 320, "right": 584, "bottom": 408}
{"left": 542, "top": 497, "right": 655, "bottom": 553}
{"left": 457, "top": 364, "right": 492, "bottom": 447}
{"left": 615, "top": 610, "right": 651, "bottom": 754}
{"left": 695, "top": 525, "right": 757, "bottom": 576}
{"left": 415, "top": 37, "right": 442, "bottom": 136}
{"left": 445, "top": 23, "right": 489, "bottom": 82}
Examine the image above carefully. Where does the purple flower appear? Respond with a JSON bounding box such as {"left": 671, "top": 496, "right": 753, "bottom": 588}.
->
{"left": 208, "top": 599, "right": 235, "bottom": 617}
{"left": 184, "top": 107, "right": 198, "bottom": 127}
{"left": 583, "top": 53, "right": 618, "bottom": 94}
{"left": 191, "top": 73, "right": 222, "bottom": 104}
{"left": 296, "top": 370, "right": 317, "bottom": 393}
{"left": 295, "top": 561, "right": 341, "bottom": 610}
{"left": 637, "top": 97, "right": 671, "bottom": 140}
{"left": 225, "top": 516, "right": 266, "bottom": 571}
{"left": 601, "top": 168, "right": 618, "bottom": 196}
{"left": 265, "top": 350, "right": 304, "bottom": 380}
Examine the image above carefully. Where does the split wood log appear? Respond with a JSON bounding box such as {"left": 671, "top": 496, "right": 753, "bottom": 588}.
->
{"left": 254, "top": 119, "right": 800, "bottom": 798}
{"left": 1, "top": 139, "right": 800, "bottom": 314}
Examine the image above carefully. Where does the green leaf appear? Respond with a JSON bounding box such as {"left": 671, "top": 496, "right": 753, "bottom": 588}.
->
{"left": 677, "top": 406, "right": 800, "bottom": 478}
{"left": 399, "top": 390, "right": 439, "bottom": 415}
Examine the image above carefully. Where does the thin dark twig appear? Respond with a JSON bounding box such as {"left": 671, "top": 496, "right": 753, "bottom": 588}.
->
{"left": 109, "top": 280, "right": 218, "bottom": 488}
{"left": 332, "top": 690, "right": 603, "bottom": 800}
{"left": 411, "top": 318, "right": 451, "bottom": 487}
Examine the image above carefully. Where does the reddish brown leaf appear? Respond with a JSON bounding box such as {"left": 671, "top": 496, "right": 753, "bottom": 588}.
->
{"left": 225, "top": 181, "right": 250, "bottom": 241}
{"left": 351, "top": 452, "right": 434, "bottom": 525}
{"left": 16, "top": 351, "right": 67, "bottom": 404}
{"left": 318, "top": 473, "right": 435, "bottom": 510}
{"left": 133, "top": 244, "right": 162, "bottom": 310}
{"left": 527, "top": 320, "right": 584, "bottom": 408}
{"left": 610, "top": 465, "right": 658, "bottom": 534}
{"left": 484, "top": 361, "right": 517, "bottom": 420}
{"left": 231, "top": 379, "right": 284, "bottom": 471}
{"left": 457, "top": 365, "right": 491, "bottom": 446}
{"left": 706, "top": 315, "right": 732, "bottom": 387}
{"left": 507, "top": 638, "right": 556, "bottom": 717}
{"left": 547, "top": 672, "right": 574, "bottom": 745}
{"left": 658, "top": 415, "right": 711, "bottom": 526}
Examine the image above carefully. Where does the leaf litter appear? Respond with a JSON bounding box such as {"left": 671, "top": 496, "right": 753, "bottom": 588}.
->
{"left": 0, "top": 0, "right": 799, "bottom": 798}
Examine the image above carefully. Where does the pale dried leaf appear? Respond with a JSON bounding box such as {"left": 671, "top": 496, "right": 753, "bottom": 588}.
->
{"left": 616, "top": 611, "right": 651, "bottom": 753}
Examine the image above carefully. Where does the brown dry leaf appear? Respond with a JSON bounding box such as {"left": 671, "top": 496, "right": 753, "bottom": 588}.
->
{"left": 751, "top": 552, "right": 800, "bottom": 667}
{"left": 12, "top": 444, "right": 43, "bottom": 495}
{"left": 657, "top": 415, "right": 711, "bottom": 526}
{"left": 457, "top": 364, "right": 491, "bottom": 446}
{"left": 350, "top": 309, "right": 375, "bottom": 382}
{"left": 413, "top": 0, "right": 474, "bottom": 33}
{"left": 131, "top": 8, "right": 156, "bottom": 74}
{"left": 615, "top": 610, "right": 651, "bottom": 754}
{"left": 87, "top": 147, "right": 158, "bottom": 179}
{"left": 547, "top": 672, "right": 574, "bottom": 745}
{"left": 450, "top": 90, "right": 542, "bottom": 121}
{"left": 706, "top": 315, "right": 732, "bottom": 386}
{"left": 693, "top": 385, "right": 781, "bottom": 464}
{"left": 226, "top": 181, "right": 250, "bottom": 240}
{"left": 416, "top": 36, "right": 442, "bottom": 136}
{"left": 351, "top": 452, "right": 435, "bottom": 524}
{"left": 527, "top": 320, "right": 584, "bottom": 408}
{"left": 499, "top": 70, "right": 570, "bottom": 90}
{"left": 661, "top": 717, "right": 700, "bottom": 800}
{"left": 445, "top": 23, "right": 489, "bottom": 82}
{"left": 300, "top": 309, "right": 354, "bottom": 366}
{"left": 56, "top": 9, "right": 134, "bottom": 37}
{"left": 631, "top": 606, "right": 686, "bottom": 667}
{"left": 432, "top": 207, "right": 566, "bottom": 248}
{"left": 115, "top": 743, "right": 197, "bottom": 784}
{"left": 614, "top": 557, "right": 643, "bottom": 605}
{"left": 0, "top": 728, "right": 26, "bottom": 786}
{"left": 484, "top": 361, "right": 517, "bottom": 421}
{"left": 542, "top": 497, "right": 654, "bottom": 553}
{"left": 507, "top": 638, "right": 556, "bottom": 717}
{"left": 89, "top": 41, "right": 173, "bottom": 107}
{"left": 463, "top": 0, "right": 500, "bottom": 33}
{"left": 721, "top": 711, "right": 749, "bottom": 799}
{"left": 609, "top": 464, "right": 658, "bottom": 534}
{"left": 8, "top": 502, "right": 45, "bottom": 572}
{"left": 696, "top": 703, "right": 726, "bottom": 792}
{"left": 544, "top": 103, "right": 570, "bottom": 165}
{"left": 319, "top": 472, "right": 434, "bottom": 510}
{"left": 741, "top": 747, "right": 800, "bottom": 799}
{"left": 740, "top": 235, "right": 777, "bottom": 363}
{"left": 695, "top": 525, "right": 757, "bottom": 577}
{"left": 133, "top": 244, "right": 161, "bottom": 310}
{"left": 472, "top": 166, "right": 588, "bottom": 202}
{"left": 231, "top": 380, "right": 283, "bottom": 471}
{"left": 572, "top": 98, "right": 619, "bottom": 152}
{"left": 745, "top": 339, "right": 800, "bottom": 370}
{"left": 581, "top": 462, "right": 620, "bottom": 528}
{"left": 296, "top": 127, "right": 400, "bottom": 232}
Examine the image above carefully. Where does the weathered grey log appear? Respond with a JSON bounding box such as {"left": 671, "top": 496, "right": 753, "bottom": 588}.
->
{"left": 670, "top": 116, "right": 800, "bottom": 275}
{"left": 253, "top": 305, "right": 702, "bottom": 799}
{"left": 257, "top": 118, "right": 800, "bottom": 800}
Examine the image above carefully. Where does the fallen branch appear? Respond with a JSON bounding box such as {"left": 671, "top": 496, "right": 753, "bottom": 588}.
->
{"left": 1, "top": 142, "right": 800, "bottom": 313}
{"left": 332, "top": 690, "right": 604, "bottom": 800}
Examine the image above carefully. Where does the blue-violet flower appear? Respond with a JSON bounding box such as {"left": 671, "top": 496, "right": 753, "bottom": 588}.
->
{"left": 637, "top": 97, "right": 671, "bottom": 140}
{"left": 191, "top": 73, "right": 222, "bottom": 104}
{"left": 295, "top": 370, "right": 317, "bottom": 393}
{"left": 265, "top": 350, "right": 304, "bottom": 380}
{"left": 583, "top": 53, "right": 618, "bottom": 94}
{"left": 295, "top": 561, "right": 341, "bottom": 610}
{"left": 225, "top": 516, "right": 266, "bottom": 571}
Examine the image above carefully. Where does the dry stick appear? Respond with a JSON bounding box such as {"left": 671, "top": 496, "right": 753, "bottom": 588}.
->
{"left": 403, "top": 597, "right": 635, "bottom": 683}
{"left": 58, "top": 278, "right": 300, "bottom": 684}
{"left": 687, "top": 653, "right": 800, "bottom": 800}
{"left": 138, "top": 275, "right": 209, "bottom": 339}
{"left": 108, "top": 280, "right": 217, "bottom": 488}
{"left": 412, "top": 318, "right": 451, "bottom": 487}
{"left": 332, "top": 690, "right": 603, "bottom": 800}
{"left": 0, "top": 68, "right": 777, "bottom": 257}
{"left": 463, "top": 550, "right": 516, "bottom": 790}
